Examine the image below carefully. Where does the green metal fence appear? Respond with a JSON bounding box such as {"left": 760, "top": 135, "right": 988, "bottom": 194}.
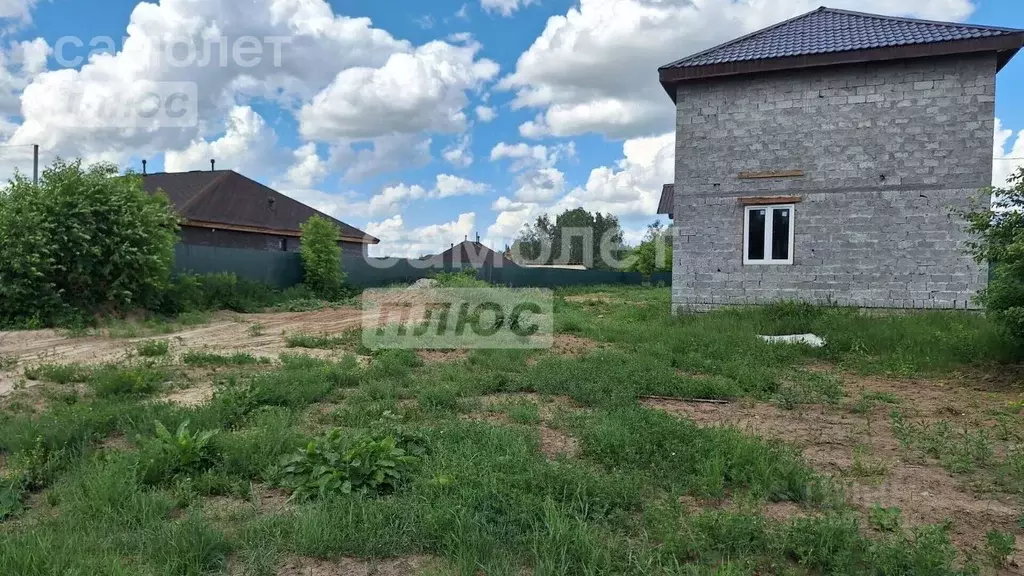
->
{"left": 172, "top": 244, "right": 672, "bottom": 289}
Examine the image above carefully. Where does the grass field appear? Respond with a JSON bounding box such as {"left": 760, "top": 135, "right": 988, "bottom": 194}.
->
{"left": 1, "top": 286, "right": 1022, "bottom": 575}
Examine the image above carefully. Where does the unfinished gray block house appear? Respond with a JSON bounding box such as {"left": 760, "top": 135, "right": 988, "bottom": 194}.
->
{"left": 658, "top": 7, "right": 1024, "bottom": 310}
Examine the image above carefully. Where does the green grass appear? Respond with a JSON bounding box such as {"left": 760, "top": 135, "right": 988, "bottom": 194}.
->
{"left": 285, "top": 331, "right": 362, "bottom": 350}
{"left": 181, "top": 351, "right": 271, "bottom": 367}
{"left": 135, "top": 339, "right": 169, "bottom": 357}
{"left": 0, "top": 287, "right": 1015, "bottom": 575}
{"left": 23, "top": 363, "right": 91, "bottom": 384}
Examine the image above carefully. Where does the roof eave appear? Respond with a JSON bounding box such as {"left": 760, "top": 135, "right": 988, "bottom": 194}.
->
{"left": 659, "top": 33, "right": 1024, "bottom": 102}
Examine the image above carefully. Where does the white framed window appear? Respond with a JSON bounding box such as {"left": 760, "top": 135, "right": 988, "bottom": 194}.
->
{"left": 743, "top": 204, "right": 794, "bottom": 265}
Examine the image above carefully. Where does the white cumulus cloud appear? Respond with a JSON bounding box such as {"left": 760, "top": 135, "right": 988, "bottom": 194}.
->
{"left": 994, "top": 118, "right": 1024, "bottom": 188}
{"left": 366, "top": 212, "right": 477, "bottom": 257}
{"left": 298, "top": 40, "right": 499, "bottom": 141}
{"left": 501, "top": 0, "right": 976, "bottom": 139}
{"left": 164, "top": 106, "right": 277, "bottom": 174}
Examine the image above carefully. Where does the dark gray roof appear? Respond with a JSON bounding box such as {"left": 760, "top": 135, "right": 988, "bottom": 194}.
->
{"left": 142, "top": 170, "right": 378, "bottom": 244}
{"left": 661, "top": 7, "right": 1024, "bottom": 70}
{"left": 657, "top": 184, "right": 674, "bottom": 217}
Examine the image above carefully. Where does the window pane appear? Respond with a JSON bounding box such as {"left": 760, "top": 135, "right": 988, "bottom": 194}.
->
{"left": 747, "top": 209, "right": 765, "bottom": 260}
{"left": 771, "top": 208, "right": 790, "bottom": 260}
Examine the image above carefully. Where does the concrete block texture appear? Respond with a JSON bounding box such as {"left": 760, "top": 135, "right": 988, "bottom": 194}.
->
{"left": 672, "top": 54, "right": 995, "bottom": 310}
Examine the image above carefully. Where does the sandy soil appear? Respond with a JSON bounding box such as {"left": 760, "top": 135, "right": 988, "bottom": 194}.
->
{"left": 0, "top": 307, "right": 370, "bottom": 396}
{"left": 276, "top": 555, "right": 438, "bottom": 576}
{"left": 643, "top": 371, "right": 1024, "bottom": 561}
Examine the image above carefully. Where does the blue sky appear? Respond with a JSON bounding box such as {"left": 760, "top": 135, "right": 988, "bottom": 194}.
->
{"left": 1, "top": 0, "right": 1022, "bottom": 256}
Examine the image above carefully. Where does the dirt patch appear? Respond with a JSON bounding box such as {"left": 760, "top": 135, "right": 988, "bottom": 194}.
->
{"left": 642, "top": 372, "right": 1023, "bottom": 555}
{"left": 0, "top": 369, "right": 28, "bottom": 397}
{"left": 0, "top": 307, "right": 374, "bottom": 398}
{"left": 277, "top": 555, "right": 438, "bottom": 576}
{"left": 539, "top": 425, "right": 579, "bottom": 459}
{"left": 551, "top": 334, "right": 602, "bottom": 358}
{"left": 415, "top": 349, "right": 468, "bottom": 364}
{"left": 564, "top": 293, "right": 621, "bottom": 305}
{"left": 99, "top": 432, "right": 134, "bottom": 451}
{"left": 206, "top": 485, "right": 293, "bottom": 519}
{"left": 162, "top": 382, "right": 215, "bottom": 407}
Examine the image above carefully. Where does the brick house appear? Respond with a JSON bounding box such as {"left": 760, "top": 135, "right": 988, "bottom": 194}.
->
{"left": 142, "top": 169, "right": 378, "bottom": 256}
{"left": 658, "top": 7, "right": 1024, "bottom": 311}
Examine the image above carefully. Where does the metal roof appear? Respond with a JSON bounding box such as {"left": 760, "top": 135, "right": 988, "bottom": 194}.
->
{"left": 142, "top": 170, "right": 378, "bottom": 244}
{"left": 657, "top": 184, "right": 674, "bottom": 217}
{"left": 659, "top": 7, "right": 1024, "bottom": 95}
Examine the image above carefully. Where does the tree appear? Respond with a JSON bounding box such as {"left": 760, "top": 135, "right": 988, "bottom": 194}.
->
{"left": 963, "top": 167, "right": 1024, "bottom": 340}
{"left": 299, "top": 215, "right": 345, "bottom": 299}
{"left": 627, "top": 221, "right": 673, "bottom": 277}
{"left": 0, "top": 159, "right": 179, "bottom": 326}
{"left": 510, "top": 208, "right": 626, "bottom": 269}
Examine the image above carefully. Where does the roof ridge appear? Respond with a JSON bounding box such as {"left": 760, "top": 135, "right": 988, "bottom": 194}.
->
{"left": 178, "top": 170, "right": 233, "bottom": 216}
{"left": 659, "top": 7, "right": 824, "bottom": 70}
{"left": 819, "top": 6, "right": 1024, "bottom": 34}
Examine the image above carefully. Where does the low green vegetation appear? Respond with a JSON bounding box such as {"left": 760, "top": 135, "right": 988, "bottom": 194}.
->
{"left": 431, "top": 268, "right": 488, "bottom": 287}
{"left": 963, "top": 167, "right": 1024, "bottom": 342}
{"left": 135, "top": 339, "right": 170, "bottom": 357}
{"left": 181, "top": 351, "right": 271, "bottom": 367}
{"left": 285, "top": 330, "right": 364, "bottom": 351}
{"left": 0, "top": 288, "right": 1020, "bottom": 574}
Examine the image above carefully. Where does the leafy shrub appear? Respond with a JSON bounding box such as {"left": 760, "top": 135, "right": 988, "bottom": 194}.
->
{"left": 158, "top": 273, "right": 310, "bottom": 315}
{"left": 0, "top": 159, "right": 179, "bottom": 326}
{"left": 137, "top": 420, "right": 219, "bottom": 485}
{"left": 963, "top": 167, "right": 1024, "bottom": 343}
{"left": 867, "top": 504, "right": 902, "bottom": 533}
{"left": 985, "top": 530, "right": 1015, "bottom": 567}
{"left": 275, "top": 427, "right": 423, "bottom": 501}
{"left": 300, "top": 215, "right": 345, "bottom": 299}
{"left": 432, "top": 269, "right": 486, "bottom": 287}
{"left": 135, "top": 340, "right": 169, "bottom": 357}
{"left": 626, "top": 221, "right": 672, "bottom": 277}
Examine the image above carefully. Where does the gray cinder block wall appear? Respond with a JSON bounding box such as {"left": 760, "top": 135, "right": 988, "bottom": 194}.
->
{"left": 672, "top": 54, "right": 995, "bottom": 312}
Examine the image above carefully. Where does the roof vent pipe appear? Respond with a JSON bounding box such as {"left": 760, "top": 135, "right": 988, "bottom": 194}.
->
{"left": 210, "top": 159, "right": 215, "bottom": 172}
{"left": 142, "top": 159, "right": 147, "bottom": 175}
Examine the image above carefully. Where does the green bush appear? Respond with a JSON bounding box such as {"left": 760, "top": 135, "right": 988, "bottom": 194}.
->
{"left": 300, "top": 215, "right": 345, "bottom": 299}
{"left": 274, "top": 428, "right": 423, "bottom": 501}
{"left": 626, "top": 221, "right": 672, "bottom": 277}
{"left": 432, "top": 269, "right": 487, "bottom": 287}
{"left": 158, "top": 273, "right": 315, "bottom": 314}
{"left": 964, "top": 167, "right": 1024, "bottom": 343}
{"left": 0, "top": 159, "right": 179, "bottom": 326}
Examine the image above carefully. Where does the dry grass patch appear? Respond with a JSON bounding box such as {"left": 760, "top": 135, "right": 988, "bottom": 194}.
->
{"left": 277, "top": 554, "right": 439, "bottom": 576}
{"left": 643, "top": 371, "right": 1024, "bottom": 557}
{"left": 161, "top": 381, "right": 215, "bottom": 407}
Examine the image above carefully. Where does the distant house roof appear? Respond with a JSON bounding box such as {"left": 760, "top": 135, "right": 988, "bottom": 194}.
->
{"left": 141, "top": 170, "right": 378, "bottom": 244}
{"left": 658, "top": 184, "right": 674, "bottom": 218}
{"left": 425, "top": 240, "right": 514, "bottom": 267}
{"left": 659, "top": 7, "right": 1024, "bottom": 98}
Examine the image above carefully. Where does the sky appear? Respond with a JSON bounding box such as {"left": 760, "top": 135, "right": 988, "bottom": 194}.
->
{"left": 0, "top": 0, "right": 1021, "bottom": 257}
